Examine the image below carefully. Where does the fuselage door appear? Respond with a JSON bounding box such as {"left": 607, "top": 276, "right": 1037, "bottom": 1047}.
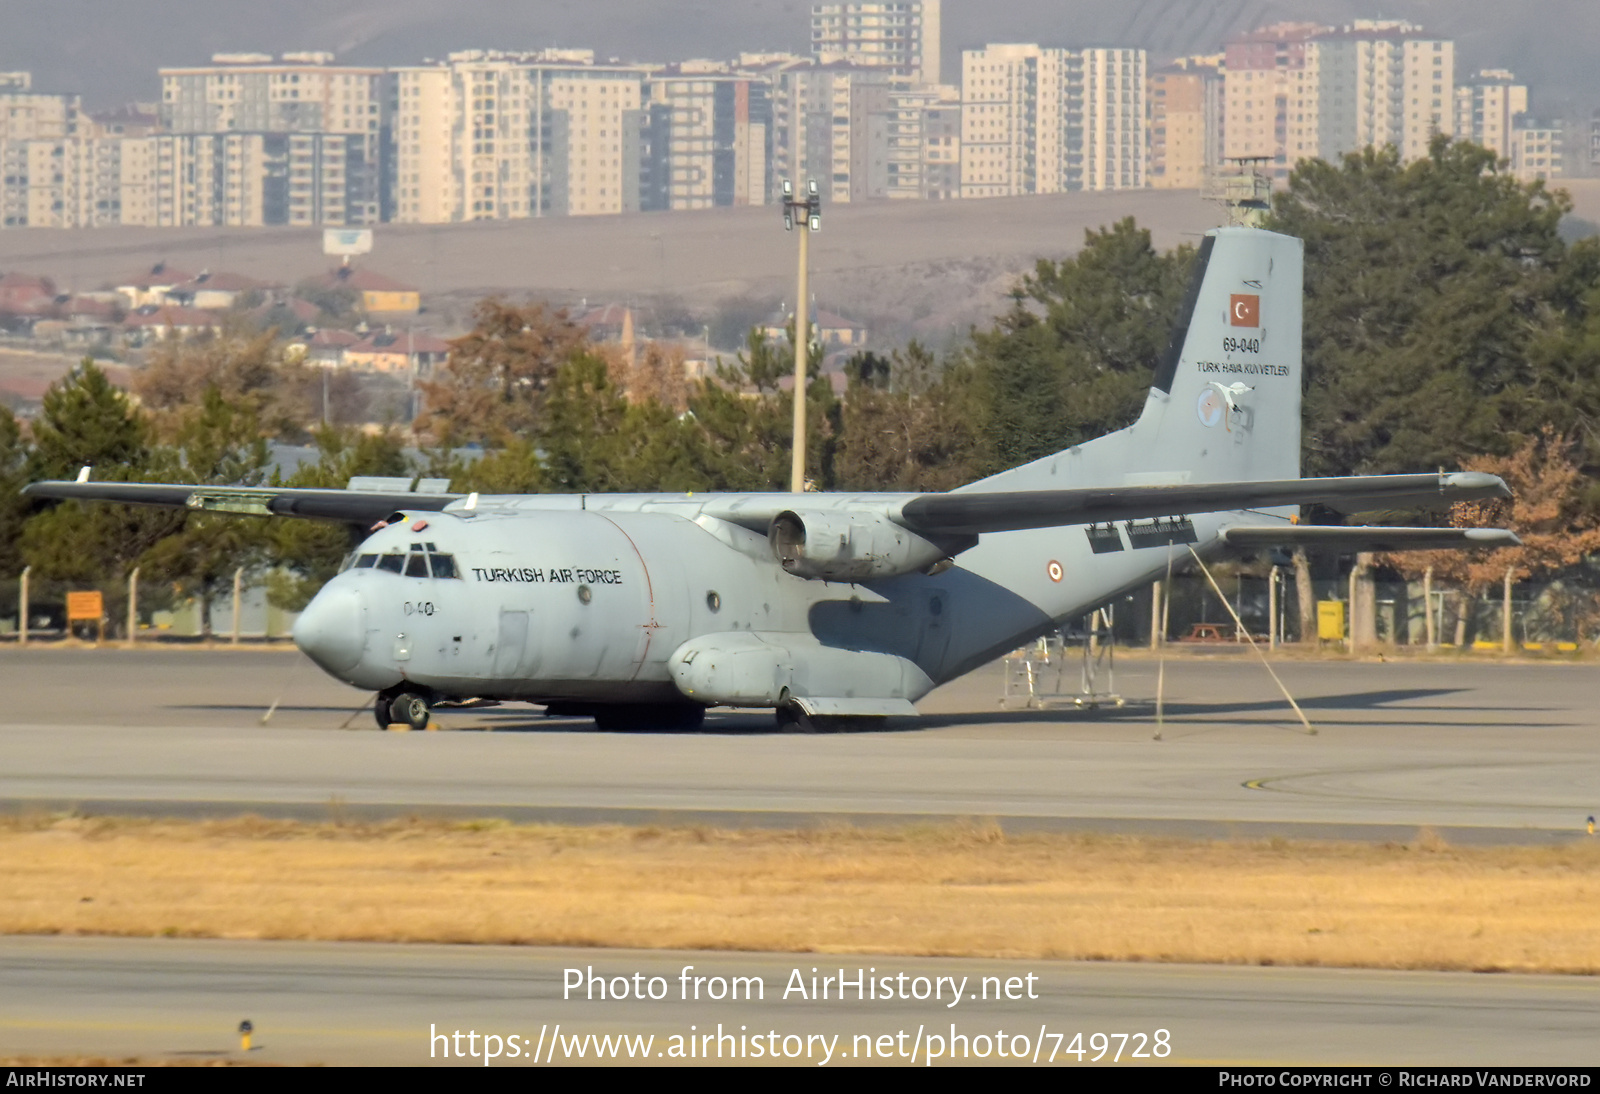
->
{"left": 492, "top": 610, "right": 529, "bottom": 679}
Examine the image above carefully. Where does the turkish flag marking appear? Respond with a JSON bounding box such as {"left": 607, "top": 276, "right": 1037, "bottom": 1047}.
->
{"left": 1230, "top": 294, "right": 1260, "bottom": 327}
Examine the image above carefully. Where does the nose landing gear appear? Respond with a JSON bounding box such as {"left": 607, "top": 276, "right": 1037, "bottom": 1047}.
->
{"left": 374, "top": 686, "right": 433, "bottom": 730}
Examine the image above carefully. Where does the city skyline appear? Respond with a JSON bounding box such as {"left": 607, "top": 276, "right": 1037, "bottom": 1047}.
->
{"left": 5, "top": 0, "right": 1600, "bottom": 112}
{"left": 0, "top": 4, "right": 1585, "bottom": 233}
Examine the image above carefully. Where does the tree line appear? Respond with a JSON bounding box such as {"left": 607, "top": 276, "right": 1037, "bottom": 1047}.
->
{"left": 4, "top": 138, "right": 1600, "bottom": 641}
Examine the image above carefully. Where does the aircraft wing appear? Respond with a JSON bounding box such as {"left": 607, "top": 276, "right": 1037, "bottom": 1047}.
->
{"left": 20, "top": 480, "right": 460, "bottom": 525}
{"left": 894, "top": 472, "right": 1508, "bottom": 537}
{"left": 1219, "top": 525, "right": 1520, "bottom": 551}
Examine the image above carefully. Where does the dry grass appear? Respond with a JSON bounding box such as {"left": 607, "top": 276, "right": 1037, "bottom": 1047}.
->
{"left": 0, "top": 1056, "right": 260, "bottom": 1068}
{"left": 3, "top": 813, "right": 1599, "bottom": 973}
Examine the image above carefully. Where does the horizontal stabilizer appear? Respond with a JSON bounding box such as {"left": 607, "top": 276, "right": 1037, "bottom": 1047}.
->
{"left": 1220, "top": 525, "right": 1520, "bottom": 551}
{"left": 20, "top": 480, "right": 460, "bottom": 525}
{"left": 896, "top": 472, "right": 1508, "bottom": 537}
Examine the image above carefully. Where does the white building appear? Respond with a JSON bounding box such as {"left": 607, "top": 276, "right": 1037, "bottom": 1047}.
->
{"left": 158, "top": 54, "right": 384, "bottom": 224}
{"left": 960, "top": 43, "right": 1146, "bottom": 198}
{"left": 1308, "top": 22, "right": 1454, "bottom": 165}
{"left": 769, "top": 61, "right": 901, "bottom": 204}
{"left": 1511, "top": 124, "right": 1563, "bottom": 183}
{"left": 810, "top": 1, "right": 940, "bottom": 85}
{"left": 641, "top": 64, "right": 772, "bottom": 210}
{"left": 0, "top": 135, "right": 150, "bottom": 228}
{"left": 391, "top": 51, "right": 648, "bottom": 222}
{"left": 1223, "top": 23, "right": 1326, "bottom": 178}
{"left": 1454, "top": 69, "right": 1528, "bottom": 162}
{"left": 1148, "top": 56, "right": 1223, "bottom": 189}
{"left": 0, "top": 72, "right": 81, "bottom": 142}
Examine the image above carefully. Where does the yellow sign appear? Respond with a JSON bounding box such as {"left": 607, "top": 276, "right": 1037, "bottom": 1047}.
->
{"left": 66, "top": 590, "right": 104, "bottom": 622}
{"left": 1317, "top": 599, "right": 1345, "bottom": 641}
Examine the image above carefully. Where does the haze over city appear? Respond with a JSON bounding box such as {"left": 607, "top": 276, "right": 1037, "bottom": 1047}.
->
{"left": 5, "top": 0, "right": 1600, "bottom": 109}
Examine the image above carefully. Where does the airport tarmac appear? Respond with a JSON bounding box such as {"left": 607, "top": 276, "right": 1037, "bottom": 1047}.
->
{"left": 3, "top": 649, "right": 1598, "bottom": 1068}
{"left": 1, "top": 648, "right": 1597, "bottom": 840}
{"left": 3, "top": 936, "right": 1597, "bottom": 1067}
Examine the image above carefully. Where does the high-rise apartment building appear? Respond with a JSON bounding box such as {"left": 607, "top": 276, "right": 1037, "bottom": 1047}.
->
{"left": 1148, "top": 56, "right": 1222, "bottom": 189}
{"left": 0, "top": 74, "right": 104, "bottom": 227}
{"left": 1225, "top": 21, "right": 1454, "bottom": 176}
{"left": 1223, "top": 23, "right": 1325, "bottom": 178}
{"left": 1308, "top": 22, "right": 1454, "bottom": 165}
{"left": 961, "top": 44, "right": 1057, "bottom": 198}
{"left": 1454, "top": 69, "right": 1527, "bottom": 161}
{"left": 0, "top": 72, "right": 81, "bottom": 141}
{"left": 811, "top": 2, "right": 940, "bottom": 84}
{"left": 860, "top": 82, "right": 960, "bottom": 200}
{"left": 1079, "top": 48, "right": 1147, "bottom": 191}
{"left": 960, "top": 43, "right": 1146, "bottom": 198}
{"left": 1511, "top": 123, "right": 1562, "bottom": 182}
{"left": 391, "top": 51, "right": 647, "bottom": 222}
{"left": 920, "top": 96, "right": 960, "bottom": 199}
{"left": 769, "top": 62, "right": 900, "bottom": 203}
{"left": 157, "top": 54, "right": 385, "bottom": 224}
{"left": 638, "top": 64, "right": 772, "bottom": 210}
{"left": 160, "top": 54, "right": 382, "bottom": 135}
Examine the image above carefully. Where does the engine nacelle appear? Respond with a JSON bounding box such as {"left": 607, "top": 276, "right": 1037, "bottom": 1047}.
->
{"left": 768, "top": 509, "right": 961, "bottom": 581}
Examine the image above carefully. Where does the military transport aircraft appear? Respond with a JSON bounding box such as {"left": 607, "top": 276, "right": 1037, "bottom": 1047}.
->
{"left": 24, "top": 227, "right": 1516, "bottom": 732}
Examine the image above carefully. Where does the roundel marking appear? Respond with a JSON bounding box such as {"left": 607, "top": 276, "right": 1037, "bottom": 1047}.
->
{"left": 1046, "top": 560, "right": 1064, "bottom": 583}
{"left": 1196, "top": 387, "right": 1224, "bottom": 428}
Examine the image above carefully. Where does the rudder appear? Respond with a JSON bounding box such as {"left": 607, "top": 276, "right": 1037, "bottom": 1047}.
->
{"left": 1132, "top": 225, "right": 1303, "bottom": 483}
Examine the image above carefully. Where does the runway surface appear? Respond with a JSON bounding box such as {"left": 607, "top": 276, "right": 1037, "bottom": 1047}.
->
{"left": 3, "top": 936, "right": 1596, "bottom": 1066}
{"left": 3, "top": 649, "right": 1599, "bottom": 1068}
{"left": 1, "top": 648, "right": 1596, "bottom": 840}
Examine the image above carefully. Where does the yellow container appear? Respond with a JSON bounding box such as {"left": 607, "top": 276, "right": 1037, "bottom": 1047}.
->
{"left": 1317, "top": 600, "right": 1345, "bottom": 641}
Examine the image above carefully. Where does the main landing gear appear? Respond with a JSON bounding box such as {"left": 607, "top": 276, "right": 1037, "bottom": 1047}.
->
{"left": 375, "top": 686, "right": 432, "bottom": 730}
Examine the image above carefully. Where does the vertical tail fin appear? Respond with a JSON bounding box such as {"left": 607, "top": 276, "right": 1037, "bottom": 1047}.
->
{"left": 964, "top": 225, "right": 1303, "bottom": 494}
{"left": 1133, "top": 225, "right": 1303, "bottom": 483}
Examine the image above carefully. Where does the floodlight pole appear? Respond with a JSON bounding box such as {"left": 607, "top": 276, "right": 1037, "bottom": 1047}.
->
{"left": 780, "top": 178, "right": 821, "bottom": 493}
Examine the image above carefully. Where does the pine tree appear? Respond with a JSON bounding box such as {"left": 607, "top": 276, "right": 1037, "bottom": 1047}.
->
{"left": 136, "top": 386, "right": 273, "bottom": 637}
{"left": 21, "top": 361, "right": 179, "bottom": 593}
{"left": 1267, "top": 138, "right": 1571, "bottom": 476}
{"left": 968, "top": 217, "right": 1195, "bottom": 472}
{"left": 266, "top": 424, "right": 410, "bottom": 613}
{"left": 29, "top": 359, "right": 146, "bottom": 480}
{"left": 0, "top": 406, "right": 29, "bottom": 581}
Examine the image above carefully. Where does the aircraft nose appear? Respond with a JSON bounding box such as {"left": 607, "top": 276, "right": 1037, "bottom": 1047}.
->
{"left": 293, "top": 582, "right": 367, "bottom": 675}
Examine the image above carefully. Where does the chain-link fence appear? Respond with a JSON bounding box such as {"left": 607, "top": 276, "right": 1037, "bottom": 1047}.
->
{"left": 0, "top": 572, "right": 299, "bottom": 643}
{"left": 1099, "top": 566, "right": 1600, "bottom": 650}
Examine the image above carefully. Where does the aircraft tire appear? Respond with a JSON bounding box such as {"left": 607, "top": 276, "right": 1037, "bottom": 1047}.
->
{"left": 389, "top": 691, "right": 432, "bottom": 730}
{"left": 373, "top": 688, "right": 401, "bottom": 730}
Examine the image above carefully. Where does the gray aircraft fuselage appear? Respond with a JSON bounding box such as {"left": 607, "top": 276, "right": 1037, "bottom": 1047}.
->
{"left": 294, "top": 484, "right": 1242, "bottom": 712}
{"left": 294, "top": 223, "right": 1313, "bottom": 716}
{"left": 23, "top": 227, "right": 1515, "bottom": 723}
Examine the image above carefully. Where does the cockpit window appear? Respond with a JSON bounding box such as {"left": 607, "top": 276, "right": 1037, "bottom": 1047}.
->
{"left": 368, "top": 544, "right": 460, "bottom": 579}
